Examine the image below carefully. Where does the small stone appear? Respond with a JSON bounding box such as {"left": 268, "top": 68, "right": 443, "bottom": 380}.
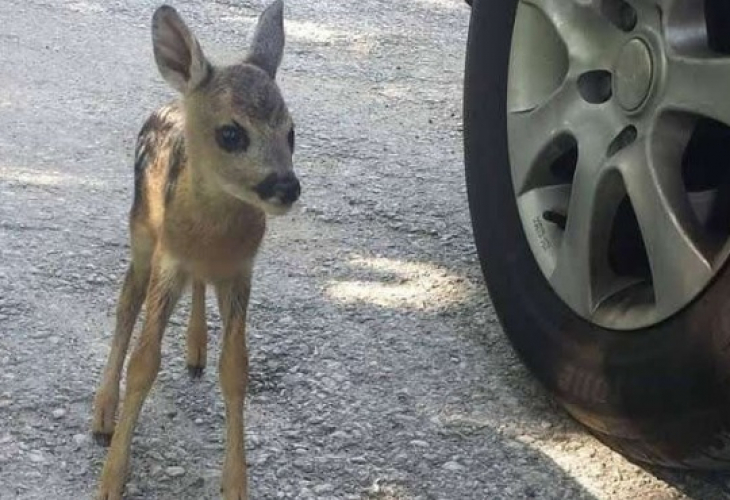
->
{"left": 166, "top": 466, "right": 186, "bottom": 477}
{"left": 52, "top": 408, "right": 67, "bottom": 419}
{"left": 29, "top": 451, "right": 45, "bottom": 463}
{"left": 313, "top": 483, "right": 335, "bottom": 494}
{"left": 298, "top": 487, "right": 315, "bottom": 499}
{"left": 72, "top": 434, "right": 87, "bottom": 446}
{"left": 202, "top": 468, "right": 221, "bottom": 480}
{"left": 249, "top": 454, "right": 269, "bottom": 466}
{"left": 442, "top": 461, "right": 465, "bottom": 471}
{"left": 293, "top": 458, "right": 314, "bottom": 473}
{"left": 126, "top": 483, "right": 141, "bottom": 496}
{"left": 518, "top": 434, "right": 536, "bottom": 444}
{"left": 330, "top": 430, "right": 348, "bottom": 440}
{"left": 410, "top": 440, "right": 430, "bottom": 448}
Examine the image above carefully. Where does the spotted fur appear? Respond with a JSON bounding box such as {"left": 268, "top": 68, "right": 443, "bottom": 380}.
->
{"left": 132, "top": 103, "right": 186, "bottom": 214}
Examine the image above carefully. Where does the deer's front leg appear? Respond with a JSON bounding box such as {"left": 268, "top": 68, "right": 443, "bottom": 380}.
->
{"left": 96, "top": 253, "right": 186, "bottom": 500}
{"left": 216, "top": 273, "right": 252, "bottom": 500}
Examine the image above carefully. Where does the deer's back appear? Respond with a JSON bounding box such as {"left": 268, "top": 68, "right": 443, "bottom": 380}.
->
{"left": 131, "top": 102, "right": 186, "bottom": 234}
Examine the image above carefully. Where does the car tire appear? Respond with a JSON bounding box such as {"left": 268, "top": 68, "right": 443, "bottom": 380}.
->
{"left": 464, "top": 0, "right": 730, "bottom": 468}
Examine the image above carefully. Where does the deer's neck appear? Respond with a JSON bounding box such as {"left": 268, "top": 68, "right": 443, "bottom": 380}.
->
{"left": 165, "top": 163, "right": 266, "bottom": 278}
{"left": 179, "top": 158, "right": 264, "bottom": 229}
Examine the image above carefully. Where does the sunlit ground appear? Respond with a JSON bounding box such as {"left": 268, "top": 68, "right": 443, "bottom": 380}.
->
{"left": 326, "top": 256, "right": 476, "bottom": 311}
{"left": 412, "top": 0, "right": 466, "bottom": 10}
{"left": 0, "top": 168, "right": 104, "bottom": 188}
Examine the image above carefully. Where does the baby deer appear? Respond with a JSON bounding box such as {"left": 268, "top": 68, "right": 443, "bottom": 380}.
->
{"left": 91, "top": 2, "right": 298, "bottom": 498}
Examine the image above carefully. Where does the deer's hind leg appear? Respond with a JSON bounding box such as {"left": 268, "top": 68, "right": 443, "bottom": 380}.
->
{"left": 97, "top": 249, "right": 186, "bottom": 500}
{"left": 186, "top": 280, "right": 208, "bottom": 377}
{"left": 92, "top": 227, "right": 154, "bottom": 445}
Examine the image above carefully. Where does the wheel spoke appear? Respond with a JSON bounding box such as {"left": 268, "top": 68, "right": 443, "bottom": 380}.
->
{"left": 664, "top": 54, "right": 730, "bottom": 127}
{"left": 549, "top": 139, "right": 625, "bottom": 317}
{"left": 508, "top": 84, "right": 579, "bottom": 194}
{"left": 617, "top": 137, "right": 712, "bottom": 313}
{"left": 522, "top": 0, "right": 622, "bottom": 66}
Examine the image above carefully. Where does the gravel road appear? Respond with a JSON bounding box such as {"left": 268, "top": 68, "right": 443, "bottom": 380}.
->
{"left": 1, "top": 0, "right": 730, "bottom": 498}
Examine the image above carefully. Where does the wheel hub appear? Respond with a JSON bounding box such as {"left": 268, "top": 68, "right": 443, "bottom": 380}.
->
{"left": 614, "top": 38, "right": 654, "bottom": 111}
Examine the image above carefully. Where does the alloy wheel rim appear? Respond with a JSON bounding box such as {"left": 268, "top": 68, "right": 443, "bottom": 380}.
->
{"left": 507, "top": 0, "right": 730, "bottom": 329}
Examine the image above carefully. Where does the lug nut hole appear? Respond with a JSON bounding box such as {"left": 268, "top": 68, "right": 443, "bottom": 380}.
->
{"left": 603, "top": 1, "right": 638, "bottom": 32}
{"left": 578, "top": 70, "right": 613, "bottom": 104}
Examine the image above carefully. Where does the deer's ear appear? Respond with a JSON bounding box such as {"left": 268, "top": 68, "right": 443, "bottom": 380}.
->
{"left": 247, "top": 0, "right": 285, "bottom": 79}
{"left": 152, "top": 5, "right": 211, "bottom": 93}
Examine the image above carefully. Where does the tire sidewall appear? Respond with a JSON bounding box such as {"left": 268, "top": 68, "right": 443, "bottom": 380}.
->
{"left": 463, "top": 0, "right": 730, "bottom": 466}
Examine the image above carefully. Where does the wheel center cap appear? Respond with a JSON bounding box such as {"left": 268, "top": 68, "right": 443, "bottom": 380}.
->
{"left": 614, "top": 39, "right": 654, "bottom": 111}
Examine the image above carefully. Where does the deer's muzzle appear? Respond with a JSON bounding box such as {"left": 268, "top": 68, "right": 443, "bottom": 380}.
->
{"left": 254, "top": 172, "right": 301, "bottom": 205}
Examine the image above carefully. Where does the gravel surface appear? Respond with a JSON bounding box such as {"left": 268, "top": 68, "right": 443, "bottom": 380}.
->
{"left": 1, "top": 0, "right": 730, "bottom": 498}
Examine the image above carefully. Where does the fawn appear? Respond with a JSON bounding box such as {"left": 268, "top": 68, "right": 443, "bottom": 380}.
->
{"left": 91, "top": 2, "right": 298, "bottom": 498}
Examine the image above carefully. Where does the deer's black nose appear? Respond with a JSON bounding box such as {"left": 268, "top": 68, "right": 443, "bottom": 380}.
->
{"left": 255, "top": 173, "right": 301, "bottom": 204}
{"left": 275, "top": 173, "right": 301, "bottom": 204}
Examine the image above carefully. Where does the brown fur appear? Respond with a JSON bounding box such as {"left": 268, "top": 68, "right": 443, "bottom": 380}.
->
{"left": 93, "top": 3, "right": 295, "bottom": 499}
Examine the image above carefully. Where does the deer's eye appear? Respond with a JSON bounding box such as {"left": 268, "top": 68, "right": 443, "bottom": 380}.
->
{"left": 287, "top": 128, "right": 295, "bottom": 151}
{"left": 216, "top": 123, "right": 250, "bottom": 153}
